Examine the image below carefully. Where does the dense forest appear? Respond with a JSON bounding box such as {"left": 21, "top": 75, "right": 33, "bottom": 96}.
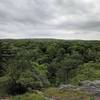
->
{"left": 0, "top": 39, "right": 100, "bottom": 97}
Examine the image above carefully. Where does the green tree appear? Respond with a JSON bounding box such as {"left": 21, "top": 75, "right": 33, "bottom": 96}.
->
{"left": 70, "top": 62, "right": 100, "bottom": 85}
{"left": 56, "top": 52, "right": 83, "bottom": 84}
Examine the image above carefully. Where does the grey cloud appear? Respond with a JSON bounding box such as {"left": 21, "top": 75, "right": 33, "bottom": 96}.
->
{"left": 0, "top": 0, "right": 100, "bottom": 40}
{"left": 79, "top": 20, "right": 100, "bottom": 31}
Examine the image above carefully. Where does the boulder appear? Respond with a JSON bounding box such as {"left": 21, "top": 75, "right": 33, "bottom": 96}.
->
{"left": 79, "top": 80, "right": 93, "bottom": 87}
{"left": 93, "top": 80, "right": 100, "bottom": 88}
{"left": 79, "top": 80, "right": 100, "bottom": 96}
{"left": 59, "top": 84, "right": 77, "bottom": 92}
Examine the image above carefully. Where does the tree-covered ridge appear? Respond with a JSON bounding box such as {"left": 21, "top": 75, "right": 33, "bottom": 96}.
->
{"left": 0, "top": 39, "right": 100, "bottom": 96}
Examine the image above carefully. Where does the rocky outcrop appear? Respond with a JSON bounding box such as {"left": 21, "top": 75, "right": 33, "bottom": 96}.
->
{"left": 79, "top": 80, "right": 100, "bottom": 96}
{"left": 59, "top": 80, "right": 100, "bottom": 96}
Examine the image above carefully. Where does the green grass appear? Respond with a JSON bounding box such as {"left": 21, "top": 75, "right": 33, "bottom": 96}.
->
{"left": 11, "top": 92, "right": 45, "bottom": 100}
{"left": 1, "top": 88, "right": 95, "bottom": 100}
{"left": 44, "top": 88, "right": 93, "bottom": 100}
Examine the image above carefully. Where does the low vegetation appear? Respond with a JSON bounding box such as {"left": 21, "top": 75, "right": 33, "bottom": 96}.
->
{"left": 11, "top": 88, "right": 94, "bottom": 100}
{"left": 11, "top": 92, "right": 45, "bottom": 100}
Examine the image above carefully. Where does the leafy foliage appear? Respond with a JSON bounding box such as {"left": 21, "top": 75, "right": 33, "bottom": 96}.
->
{"left": 70, "top": 62, "right": 100, "bottom": 85}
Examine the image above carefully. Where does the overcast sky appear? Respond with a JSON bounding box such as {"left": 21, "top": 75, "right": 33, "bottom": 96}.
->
{"left": 0, "top": 0, "right": 100, "bottom": 40}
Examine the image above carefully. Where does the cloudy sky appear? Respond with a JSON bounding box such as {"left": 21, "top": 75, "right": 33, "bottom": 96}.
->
{"left": 0, "top": 0, "right": 100, "bottom": 40}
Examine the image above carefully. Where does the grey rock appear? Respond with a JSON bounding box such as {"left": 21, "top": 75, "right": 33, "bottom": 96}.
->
{"left": 93, "top": 80, "right": 100, "bottom": 88}
{"left": 79, "top": 80, "right": 100, "bottom": 96}
{"left": 58, "top": 80, "right": 100, "bottom": 96}
{"left": 59, "top": 84, "right": 77, "bottom": 91}
{"left": 79, "top": 80, "right": 93, "bottom": 87}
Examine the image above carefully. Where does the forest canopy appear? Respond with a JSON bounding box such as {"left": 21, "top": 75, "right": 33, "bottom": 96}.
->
{"left": 0, "top": 39, "right": 100, "bottom": 95}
